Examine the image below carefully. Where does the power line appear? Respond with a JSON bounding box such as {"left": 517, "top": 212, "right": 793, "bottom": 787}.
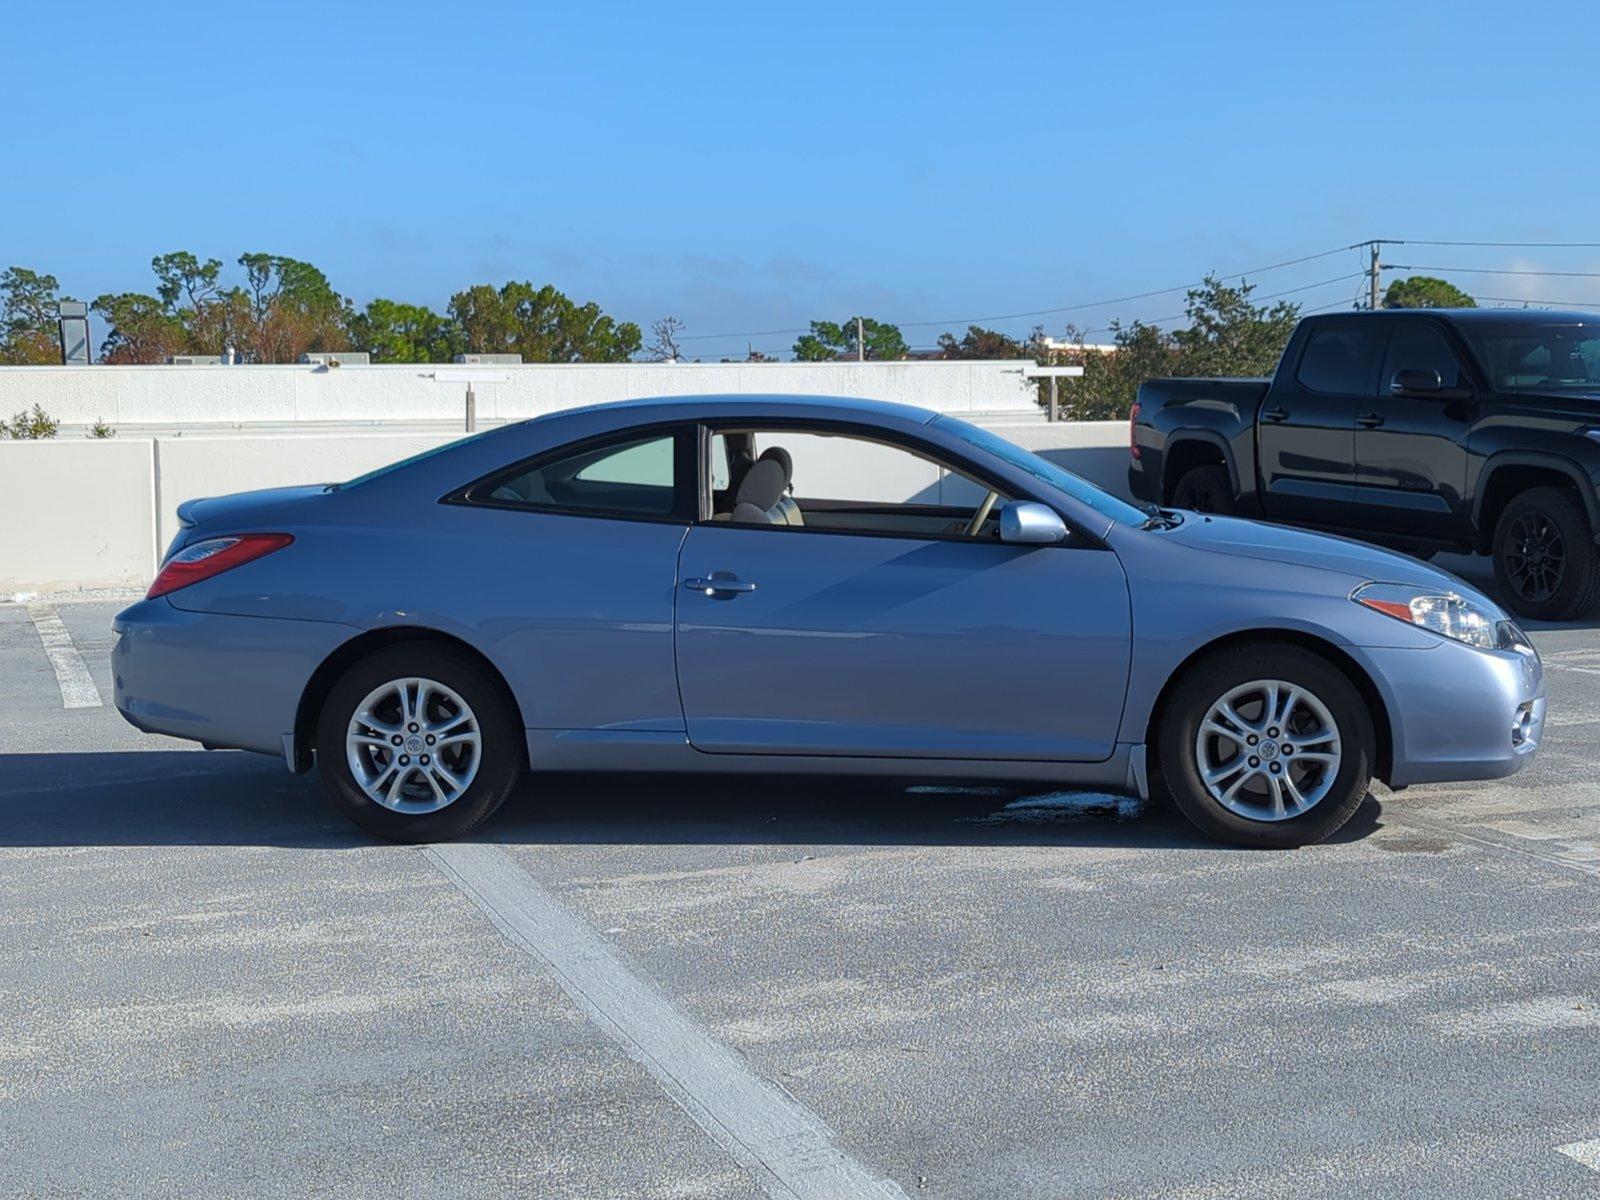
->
{"left": 1395, "top": 239, "right": 1600, "bottom": 248}
{"left": 1471, "top": 294, "right": 1600, "bottom": 308}
{"left": 676, "top": 242, "right": 1355, "bottom": 343}
{"left": 1386, "top": 264, "right": 1600, "bottom": 278}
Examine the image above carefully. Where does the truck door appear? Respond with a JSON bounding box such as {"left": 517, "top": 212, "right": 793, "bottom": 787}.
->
{"left": 1352, "top": 319, "right": 1474, "bottom": 539}
{"left": 1256, "top": 319, "right": 1384, "bottom": 525}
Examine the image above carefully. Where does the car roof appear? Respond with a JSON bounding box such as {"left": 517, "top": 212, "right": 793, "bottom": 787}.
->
{"left": 520, "top": 393, "right": 941, "bottom": 428}
{"left": 1405, "top": 307, "right": 1600, "bottom": 327}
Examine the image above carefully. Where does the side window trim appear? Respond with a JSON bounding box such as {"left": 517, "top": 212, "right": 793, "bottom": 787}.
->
{"left": 443, "top": 422, "right": 697, "bottom": 524}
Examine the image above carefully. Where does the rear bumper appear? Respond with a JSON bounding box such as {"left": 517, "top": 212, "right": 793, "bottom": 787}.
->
{"left": 112, "top": 598, "right": 352, "bottom": 757}
{"left": 1127, "top": 461, "right": 1154, "bottom": 503}
{"left": 1369, "top": 637, "right": 1545, "bottom": 787}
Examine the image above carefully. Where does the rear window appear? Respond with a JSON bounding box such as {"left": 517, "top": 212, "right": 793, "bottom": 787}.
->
{"left": 1295, "top": 326, "right": 1383, "bottom": 395}
{"left": 465, "top": 430, "right": 689, "bottom": 520}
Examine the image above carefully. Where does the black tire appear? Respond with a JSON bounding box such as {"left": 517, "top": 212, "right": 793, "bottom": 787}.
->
{"left": 1170, "top": 464, "right": 1235, "bottom": 515}
{"left": 315, "top": 643, "right": 522, "bottom": 842}
{"left": 1157, "top": 642, "right": 1374, "bottom": 849}
{"left": 1491, "top": 486, "right": 1600, "bottom": 623}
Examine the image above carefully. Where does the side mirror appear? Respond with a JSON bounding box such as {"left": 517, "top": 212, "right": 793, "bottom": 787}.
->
{"left": 1391, "top": 367, "right": 1442, "bottom": 395}
{"left": 999, "top": 501, "right": 1067, "bottom": 545}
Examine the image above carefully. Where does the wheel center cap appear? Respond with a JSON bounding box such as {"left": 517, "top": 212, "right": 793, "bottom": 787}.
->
{"left": 1258, "top": 740, "right": 1280, "bottom": 761}
{"left": 405, "top": 735, "right": 425, "bottom": 754}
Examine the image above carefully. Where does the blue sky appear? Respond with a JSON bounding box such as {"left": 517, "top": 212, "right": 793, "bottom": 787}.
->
{"left": 6, "top": 0, "right": 1597, "bottom": 357}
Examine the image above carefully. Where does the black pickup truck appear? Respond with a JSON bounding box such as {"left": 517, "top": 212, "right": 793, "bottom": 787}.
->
{"left": 1128, "top": 308, "right": 1600, "bottom": 621}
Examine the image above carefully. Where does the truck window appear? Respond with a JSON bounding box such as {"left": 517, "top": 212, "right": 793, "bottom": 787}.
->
{"left": 1379, "top": 324, "right": 1468, "bottom": 393}
{"left": 1295, "top": 326, "right": 1383, "bottom": 395}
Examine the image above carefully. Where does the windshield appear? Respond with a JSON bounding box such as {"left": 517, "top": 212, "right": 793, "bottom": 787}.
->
{"left": 1462, "top": 322, "right": 1600, "bottom": 392}
{"left": 932, "top": 414, "right": 1149, "bottom": 526}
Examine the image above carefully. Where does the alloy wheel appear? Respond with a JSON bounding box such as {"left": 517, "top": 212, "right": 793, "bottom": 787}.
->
{"left": 1193, "top": 679, "right": 1341, "bottom": 822}
{"left": 1503, "top": 510, "right": 1566, "bottom": 603}
{"left": 346, "top": 676, "right": 482, "bottom": 813}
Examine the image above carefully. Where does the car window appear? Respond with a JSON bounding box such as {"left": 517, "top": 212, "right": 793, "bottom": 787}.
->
{"left": 709, "top": 425, "right": 1012, "bottom": 539}
{"left": 933, "top": 415, "right": 1149, "bottom": 526}
{"left": 1380, "top": 323, "right": 1467, "bottom": 393}
{"left": 1295, "top": 326, "right": 1383, "bottom": 395}
{"left": 474, "top": 433, "right": 682, "bottom": 518}
{"left": 1461, "top": 322, "right": 1600, "bottom": 391}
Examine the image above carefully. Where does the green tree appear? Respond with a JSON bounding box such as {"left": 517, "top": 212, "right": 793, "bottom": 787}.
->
{"left": 1052, "top": 320, "right": 1178, "bottom": 420}
{"left": 447, "top": 281, "right": 641, "bottom": 362}
{"left": 1, "top": 266, "right": 63, "bottom": 364}
{"left": 91, "top": 292, "right": 186, "bottom": 363}
{"left": 349, "top": 299, "right": 458, "bottom": 362}
{"left": 233, "top": 252, "right": 352, "bottom": 362}
{"left": 793, "top": 316, "right": 908, "bottom": 361}
{"left": 1171, "top": 275, "right": 1300, "bottom": 378}
{"left": 1383, "top": 275, "right": 1476, "bottom": 309}
{"left": 152, "top": 251, "right": 223, "bottom": 312}
{"left": 936, "top": 325, "right": 1025, "bottom": 359}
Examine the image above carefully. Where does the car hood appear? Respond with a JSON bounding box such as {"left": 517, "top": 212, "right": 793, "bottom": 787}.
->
{"left": 1157, "top": 512, "right": 1502, "bottom": 610}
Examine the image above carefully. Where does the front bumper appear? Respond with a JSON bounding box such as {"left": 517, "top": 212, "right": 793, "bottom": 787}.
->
{"left": 1366, "top": 636, "right": 1545, "bottom": 787}
{"left": 113, "top": 598, "right": 353, "bottom": 757}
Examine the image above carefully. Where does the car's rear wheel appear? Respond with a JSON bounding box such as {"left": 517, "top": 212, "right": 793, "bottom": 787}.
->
{"left": 316, "top": 644, "right": 522, "bottom": 842}
{"left": 1157, "top": 643, "right": 1373, "bottom": 849}
{"left": 1492, "top": 486, "right": 1600, "bottom": 623}
{"left": 1170, "top": 464, "right": 1234, "bottom": 515}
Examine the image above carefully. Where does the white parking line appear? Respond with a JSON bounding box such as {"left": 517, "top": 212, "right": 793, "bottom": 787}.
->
{"left": 25, "top": 602, "right": 102, "bottom": 709}
{"left": 1557, "top": 1138, "right": 1600, "bottom": 1172}
{"left": 425, "top": 842, "right": 908, "bottom": 1200}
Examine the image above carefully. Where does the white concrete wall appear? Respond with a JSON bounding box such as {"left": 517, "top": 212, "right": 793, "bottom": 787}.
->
{"left": 0, "top": 360, "right": 1038, "bottom": 430}
{"left": 0, "top": 420, "right": 1130, "bottom": 596}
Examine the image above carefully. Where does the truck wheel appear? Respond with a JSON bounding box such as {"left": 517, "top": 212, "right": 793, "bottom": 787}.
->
{"left": 316, "top": 643, "right": 523, "bottom": 842}
{"left": 1171, "top": 464, "right": 1234, "bottom": 515}
{"left": 1491, "top": 486, "right": 1600, "bottom": 622}
{"left": 1157, "top": 642, "right": 1373, "bottom": 849}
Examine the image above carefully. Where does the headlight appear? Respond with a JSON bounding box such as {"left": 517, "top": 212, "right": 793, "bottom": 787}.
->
{"left": 1352, "top": 582, "right": 1525, "bottom": 651}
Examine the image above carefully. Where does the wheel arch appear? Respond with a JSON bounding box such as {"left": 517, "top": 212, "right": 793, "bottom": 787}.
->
{"left": 1142, "top": 629, "right": 1395, "bottom": 786}
{"left": 289, "top": 626, "right": 528, "bottom": 774}
{"left": 1161, "top": 431, "right": 1240, "bottom": 501}
{"left": 1473, "top": 452, "right": 1600, "bottom": 554}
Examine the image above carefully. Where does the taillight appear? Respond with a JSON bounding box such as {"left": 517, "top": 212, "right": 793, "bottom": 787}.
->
{"left": 1129, "top": 401, "right": 1142, "bottom": 460}
{"left": 147, "top": 533, "right": 293, "bottom": 599}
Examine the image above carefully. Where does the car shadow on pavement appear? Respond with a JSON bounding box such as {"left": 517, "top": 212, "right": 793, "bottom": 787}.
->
{"left": 0, "top": 751, "right": 1385, "bottom": 852}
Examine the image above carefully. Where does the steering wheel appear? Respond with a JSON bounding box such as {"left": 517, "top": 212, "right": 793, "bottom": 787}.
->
{"left": 964, "top": 490, "right": 1000, "bottom": 537}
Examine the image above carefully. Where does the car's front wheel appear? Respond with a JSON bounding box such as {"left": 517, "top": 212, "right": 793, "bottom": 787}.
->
{"left": 1491, "top": 486, "right": 1600, "bottom": 623}
{"left": 1157, "top": 643, "right": 1374, "bottom": 849}
{"left": 316, "top": 643, "right": 522, "bottom": 842}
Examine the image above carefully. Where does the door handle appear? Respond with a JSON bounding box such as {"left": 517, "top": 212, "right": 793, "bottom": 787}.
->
{"left": 1263, "top": 406, "right": 1289, "bottom": 422}
{"left": 1357, "top": 412, "right": 1385, "bottom": 428}
{"left": 685, "top": 575, "right": 757, "bottom": 596}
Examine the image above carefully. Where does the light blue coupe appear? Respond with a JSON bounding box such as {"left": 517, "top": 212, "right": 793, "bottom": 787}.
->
{"left": 113, "top": 395, "right": 1545, "bottom": 848}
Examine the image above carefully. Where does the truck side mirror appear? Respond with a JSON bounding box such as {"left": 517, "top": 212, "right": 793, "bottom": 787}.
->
{"left": 1391, "top": 367, "right": 1442, "bottom": 395}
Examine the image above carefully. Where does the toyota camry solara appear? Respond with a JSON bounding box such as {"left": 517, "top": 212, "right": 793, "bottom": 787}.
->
{"left": 113, "top": 395, "right": 1546, "bottom": 848}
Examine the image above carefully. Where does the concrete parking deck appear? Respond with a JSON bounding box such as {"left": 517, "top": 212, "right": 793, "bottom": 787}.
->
{"left": 2, "top": 588, "right": 1598, "bottom": 1198}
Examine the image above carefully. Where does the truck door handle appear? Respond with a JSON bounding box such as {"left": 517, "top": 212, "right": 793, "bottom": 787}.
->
{"left": 1263, "top": 406, "right": 1289, "bottom": 422}
{"left": 1357, "top": 412, "right": 1385, "bottom": 428}
{"left": 685, "top": 575, "right": 756, "bottom": 596}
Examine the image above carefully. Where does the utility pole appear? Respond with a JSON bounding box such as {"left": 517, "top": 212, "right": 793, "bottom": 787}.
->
{"left": 1368, "top": 242, "right": 1382, "bottom": 311}
{"left": 856, "top": 316, "right": 865, "bottom": 362}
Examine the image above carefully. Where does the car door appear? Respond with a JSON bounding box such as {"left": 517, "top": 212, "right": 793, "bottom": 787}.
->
{"left": 1257, "top": 320, "right": 1384, "bottom": 525}
{"left": 673, "top": 424, "right": 1133, "bottom": 761}
{"left": 1352, "top": 319, "right": 1475, "bottom": 538}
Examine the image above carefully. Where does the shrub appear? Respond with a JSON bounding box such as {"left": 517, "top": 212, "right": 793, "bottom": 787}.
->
{"left": 2, "top": 404, "right": 59, "bottom": 439}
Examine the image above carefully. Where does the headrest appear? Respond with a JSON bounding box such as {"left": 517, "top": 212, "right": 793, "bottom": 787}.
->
{"left": 734, "top": 457, "right": 787, "bottom": 512}
{"left": 758, "top": 446, "right": 793, "bottom": 483}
